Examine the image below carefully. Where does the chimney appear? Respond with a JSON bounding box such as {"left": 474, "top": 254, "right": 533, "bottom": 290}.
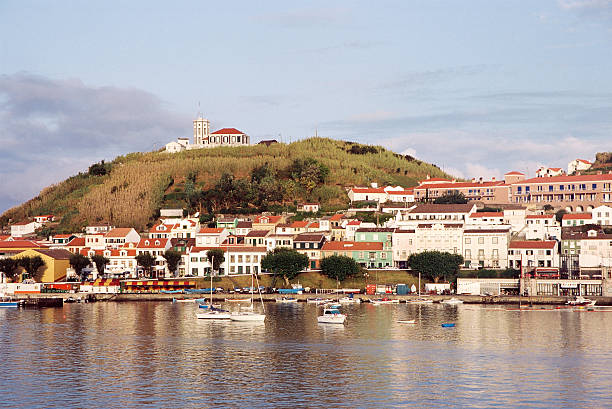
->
{"left": 471, "top": 178, "right": 476, "bottom": 183}
{"left": 491, "top": 177, "right": 496, "bottom": 182}
{"left": 479, "top": 177, "right": 483, "bottom": 184}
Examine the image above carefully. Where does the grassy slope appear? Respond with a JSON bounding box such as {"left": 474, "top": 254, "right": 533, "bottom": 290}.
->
{"left": 1, "top": 138, "right": 453, "bottom": 231}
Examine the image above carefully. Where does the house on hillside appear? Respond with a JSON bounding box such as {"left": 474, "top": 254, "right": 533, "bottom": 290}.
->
{"left": 568, "top": 159, "right": 592, "bottom": 175}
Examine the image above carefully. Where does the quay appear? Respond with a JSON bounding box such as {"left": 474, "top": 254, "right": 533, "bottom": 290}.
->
{"left": 11, "top": 293, "right": 612, "bottom": 306}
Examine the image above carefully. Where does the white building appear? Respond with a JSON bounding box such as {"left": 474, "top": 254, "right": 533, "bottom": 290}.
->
{"left": 578, "top": 229, "right": 612, "bottom": 276}
{"left": 392, "top": 228, "right": 416, "bottom": 268}
{"left": 508, "top": 240, "right": 559, "bottom": 270}
{"left": 10, "top": 221, "right": 40, "bottom": 237}
{"left": 503, "top": 206, "right": 527, "bottom": 233}
{"left": 415, "top": 223, "right": 463, "bottom": 254}
{"left": 592, "top": 205, "right": 612, "bottom": 226}
{"left": 463, "top": 228, "right": 510, "bottom": 269}
{"left": 165, "top": 137, "right": 190, "bottom": 153}
{"left": 166, "top": 116, "right": 250, "bottom": 153}
{"left": 104, "top": 228, "right": 141, "bottom": 249}
{"left": 195, "top": 228, "right": 229, "bottom": 247}
{"left": 562, "top": 213, "right": 592, "bottom": 227}
{"left": 525, "top": 214, "right": 561, "bottom": 241}
{"left": 568, "top": 159, "right": 592, "bottom": 175}
{"left": 466, "top": 212, "right": 505, "bottom": 226}
{"left": 536, "top": 166, "right": 564, "bottom": 178}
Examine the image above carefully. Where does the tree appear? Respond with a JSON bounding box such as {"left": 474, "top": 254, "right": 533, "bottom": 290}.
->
{"left": 261, "top": 248, "right": 308, "bottom": 286}
{"left": 90, "top": 254, "right": 110, "bottom": 277}
{"left": 163, "top": 250, "right": 183, "bottom": 277}
{"left": 433, "top": 191, "right": 468, "bottom": 204}
{"left": 88, "top": 160, "right": 110, "bottom": 176}
{"left": 289, "top": 158, "right": 329, "bottom": 192}
{"left": 408, "top": 251, "right": 464, "bottom": 283}
{"left": 543, "top": 204, "right": 554, "bottom": 212}
{"left": 18, "top": 256, "right": 46, "bottom": 282}
{"left": 320, "top": 256, "right": 361, "bottom": 282}
{"left": 135, "top": 253, "right": 156, "bottom": 278}
{"left": 69, "top": 254, "right": 91, "bottom": 281}
{"left": 555, "top": 209, "right": 567, "bottom": 223}
{"left": 206, "top": 249, "right": 225, "bottom": 274}
{"left": 0, "top": 258, "right": 19, "bottom": 281}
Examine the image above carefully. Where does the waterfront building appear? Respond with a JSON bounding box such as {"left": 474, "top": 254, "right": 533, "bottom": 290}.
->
{"left": 13, "top": 248, "right": 73, "bottom": 282}
{"left": 463, "top": 228, "right": 510, "bottom": 269}
{"left": 415, "top": 223, "right": 463, "bottom": 254}
{"left": 508, "top": 240, "right": 559, "bottom": 271}
{"left": 577, "top": 229, "right": 612, "bottom": 279}
{"left": 224, "top": 247, "right": 266, "bottom": 275}
{"left": 457, "top": 277, "right": 602, "bottom": 297}
{"left": 294, "top": 233, "right": 326, "bottom": 269}
{"left": 354, "top": 228, "right": 394, "bottom": 250}
{"left": 321, "top": 241, "right": 391, "bottom": 268}
{"left": 391, "top": 228, "right": 416, "bottom": 269}
{"left": 81, "top": 247, "right": 138, "bottom": 278}
{"left": 136, "top": 238, "right": 172, "bottom": 277}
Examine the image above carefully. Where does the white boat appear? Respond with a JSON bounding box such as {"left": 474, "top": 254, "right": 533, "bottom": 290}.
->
{"left": 275, "top": 297, "right": 298, "bottom": 303}
{"left": 371, "top": 298, "right": 400, "bottom": 305}
{"left": 0, "top": 296, "right": 23, "bottom": 308}
{"left": 225, "top": 298, "right": 252, "bottom": 303}
{"left": 173, "top": 298, "right": 195, "bottom": 303}
{"left": 231, "top": 272, "right": 266, "bottom": 322}
{"left": 567, "top": 296, "right": 596, "bottom": 307}
{"left": 197, "top": 309, "right": 231, "bottom": 319}
{"left": 397, "top": 319, "right": 416, "bottom": 324}
{"left": 317, "top": 308, "right": 346, "bottom": 324}
{"left": 306, "top": 297, "right": 329, "bottom": 304}
{"left": 339, "top": 296, "right": 361, "bottom": 304}
{"left": 441, "top": 298, "right": 464, "bottom": 305}
{"left": 197, "top": 259, "right": 231, "bottom": 319}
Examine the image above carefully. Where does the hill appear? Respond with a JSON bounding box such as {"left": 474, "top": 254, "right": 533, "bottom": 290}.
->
{"left": 1, "top": 138, "right": 453, "bottom": 232}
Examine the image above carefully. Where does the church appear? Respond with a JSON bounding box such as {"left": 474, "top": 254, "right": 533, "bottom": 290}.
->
{"left": 165, "top": 116, "right": 250, "bottom": 153}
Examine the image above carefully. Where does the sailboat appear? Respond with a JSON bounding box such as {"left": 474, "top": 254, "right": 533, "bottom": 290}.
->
{"left": 230, "top": 271, "right": 266, "bottom": 322}
{"left": 197, "top": 256, "right": 231, "bottom": 320}
{"left": 406, "top": 271, "right": 433, "bottom": 304}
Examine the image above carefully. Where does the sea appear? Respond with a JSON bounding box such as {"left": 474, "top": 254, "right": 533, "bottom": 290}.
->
{"left": 1, "top": 301, "right": 611, "bottom": 408}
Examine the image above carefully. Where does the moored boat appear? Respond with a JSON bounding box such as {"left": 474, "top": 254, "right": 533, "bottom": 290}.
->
{"left": 339, "top": 296, "right": 361, "bottom": 304}
{"left": 306, "top": 297, "right": 329, "bottom": 304}
{"left": 225, "top": 298, "right": 252, "bottom": 303}
{"left": 275, "top": 297, "right": 298, "bottom": 303}
{"left": 317, "top": 308, "right": 346, "bottom": 324}
{"left": 371, "top": 297, "right": 400, "bottom": 305}
{"left": 197, "top": 307, "right": 231, "bottom": 320}
{"left": 406, "top": 298, "right": 434, "bottom": 304}
{"left": 567, "top": 296, "right": 596, "bottom": 306}
{"left": 0, "top": 297, "right": 23, "bottom": 308}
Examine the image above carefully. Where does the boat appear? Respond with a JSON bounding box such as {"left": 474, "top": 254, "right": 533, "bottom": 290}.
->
{"left": 317, "top": 308, "right": 346, "bottom": 324}
{"left": 197, "top": 257, "right": 231, "bottom": 319}
{"left": 172, "top": 298, "right": 195, "bottom": 303}
{"left": 371, "top": 297, "right": 400, "bottom": 305}
{"left": 198, "top": 303, "right": 221, "bottom": 309}
{"left": 0, "top": 297, "right": 23, "bottom": 308}
{"left": 566, "top": 296, "right": 596, "bottom": 307}
{"left": 225, "top": 298, "right": 252, "bottom": 303}
{"left": 441, "top": 323, "right": 456, "bottom": 327}
{"left": 397, "top": 319, "right": 416, "bottom": 324}
{"left": 440, "top": 298, "right": 464, "bottom": 305}
{"left": 160, "top": 289, "right": 183, "bottom": 294}
{"left": 306, "top": 297, "right": 328, "bottom": 304}
{"left": 230, "top": 272, "right": 266, "bottom": 322}
{"left": 275, "top": 297, "right": 298, "bottom": 303}
{"left": 339, "top": 296, "right": 361, "bottom": 304}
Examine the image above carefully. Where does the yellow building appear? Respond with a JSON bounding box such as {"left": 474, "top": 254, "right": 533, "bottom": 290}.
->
{"left": 13, "top": 248, "right": 73, "bottom": 283}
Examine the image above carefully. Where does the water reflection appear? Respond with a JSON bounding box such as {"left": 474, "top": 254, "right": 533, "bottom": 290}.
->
{"left": 1, "top": 303, "right": 612, "bottom": 408}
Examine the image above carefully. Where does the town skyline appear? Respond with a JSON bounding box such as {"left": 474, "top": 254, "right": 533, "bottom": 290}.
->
{"left": 2, "top": 1, "right": 612, "bottom": 213}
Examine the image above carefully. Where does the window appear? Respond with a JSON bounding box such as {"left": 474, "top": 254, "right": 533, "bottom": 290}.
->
{"left": 478, "top": 237, "right": 484, "bottom": 244}
{"left": 465, "top": 249, "right": 471, "bottom": 258}
{"left": 465, "top": 238, "right": 471, "bottom": 244}
{"left": 492, "top": 237, "right": 498, "bottom": 244}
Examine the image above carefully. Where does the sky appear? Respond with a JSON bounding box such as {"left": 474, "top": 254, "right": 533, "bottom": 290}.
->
{"left": 1, "top": 0, "right": 612, "bottom": 213}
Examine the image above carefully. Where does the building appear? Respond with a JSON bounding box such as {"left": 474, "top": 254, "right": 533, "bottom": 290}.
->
{"left": 245, "top": 230, "right": 270, "bottom": 247}
{"left": 508, "top": 173, "right": 612, "bottom": 211}
{"left": 398, "top": 203, "right": 477, "bottom": 226}
{"left": 463, "top": 228, "right": 510, "bottom": 269}
{"left": 415, "top": 223, "right": 463, "bottom": 254}
{"left": 104, "top": 228, "right": 140, "bottom": 249}
{"left": 165, "top": 116, "right": 250, "bottom": 152}
{"left": 13, "top": 248, "right": 73, "bottom": 282}
{"left": 354, "top": 228, "right": 394, "bottom": 250}
{"left": 252, "top": 215, "right": 284, "bottom": 231}
{"left": 536, "top": 167, "right": 564, "bottom": 178}
{"left": 10, "top": 221, "right": 40, "bottom": 237}
{"left": 321, "top": 241, "right": 391, "bottom": 268}
{"left": 224, "top": 247, "right": 266, "bottom": 275}
{"left": 293, "top": 233, "right": 326, "bottom": 269}
{"left": 591, "top": 205, "right": 612, "bottom": 226}
{"left": 297, "top": 203, "right": 320, "bottom": 213}
{"left": 467, "top": 212, "right": 505, "bottom": 226}
{"left": 136, "top": 238, "right": 172, "bottom": 277}
{"left": 562, "top": 213, "right": 592, "bottom": 227}
{"left": 577, "top": 229, "right": 612, "bottom": 279}
{"left": 508, "top": 240, "right": 559, "bottom": 271}
{"left": 195, "top": 228, "right": 229, "bottom": 247}
{"left": 165, "top": 137, "right": 190, "bottom": 153}
{"left": 525, "top": 214, "right": 561, "bottom": 241}
{"left": 392, "top": 228, "right": 416, "bottom": 268}
{"left": 568, "top": 159, "right": 592, "bottom": 175}
{"left": 413, "top": 178, "right": 509, "bottom": 203}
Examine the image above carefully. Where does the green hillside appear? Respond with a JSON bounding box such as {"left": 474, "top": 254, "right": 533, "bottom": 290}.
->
{"left": 1, "top": 138, "right": 453, "bottom": 232}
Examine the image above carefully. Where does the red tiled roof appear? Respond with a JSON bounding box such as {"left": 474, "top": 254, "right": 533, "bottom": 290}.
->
{"left": 0, "top": 240, "right": 46, "bottom": 249}
{"left": 514, "top": 174, "right": 612, "bottom": 185}
{"left": 526, "top": 214, "right": 554, "bottom": 219}
{"left": 290, "top": 221, "right": 308, "bottom": 228}
{"left": 469, "top": 212, "right": 504, "bottom": 218}
{"left": 105, "top": 228, "right": 135, "bottom": 238}
{"left": 576, "top": 159, "right": 592, "bottom": 164}
{"left": 549, "top": 168, "right": 562, "bottom": 172}
{"left": 137, "top": 238, "right": 169, "bottom": 249}
{"left": 189, "top": 246, "right": 219, "bottom": 253}
{"left": 322, "top": 241, "right": 383, "bottom": 251}
{"left": 53, "top": 234, "right": 74, "bottom": 238}
{"left": 253, "top": 215, "right": 282, "bottom": 224}
{"left": 198, "top": 228, "right": 225, "bottom": 234}
{"left": 563, "top": 213, "right": 592, "bottom": 220}
{"left": 415, "top": 181, "right": 506, "bottom": 189}
{"left": 351, "top": 187, "right": 386, "bottom": 194}
{"left": 225, "top": 246, "right": 267, "bottom": 253}
{"left": 505, "top": 171, "right": 524, "bottom": 175}
{"left": 509, "top": 240, "right": 557, "bottom": 249}
{"left": 309, "top": 222, "right": 320, "bottom": 228}
{"left": 67, "top": 237, "right": 86, "bottom": 247}
{"left": 388, "top": 190, "right": 414, "bottom": 195}
{"left": 211, "top": 128, "right": 244, "bottom": 135}
{"left": 347, "top": 221, "right": 361, "bottom": 226}
{"left": 464, "top": 229, "right": 510, "bottom": 234}
{"left": 330, "top": 214, "right": 344, "bottom": 221}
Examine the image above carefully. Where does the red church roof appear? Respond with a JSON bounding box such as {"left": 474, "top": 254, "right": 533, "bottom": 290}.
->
{"left": 211, "top": 128, "right": 244, "bottom": 135}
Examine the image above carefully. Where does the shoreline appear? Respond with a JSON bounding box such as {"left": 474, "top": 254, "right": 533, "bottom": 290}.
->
{"left": 12, "top": 293, "right": 612, "bottom": 306}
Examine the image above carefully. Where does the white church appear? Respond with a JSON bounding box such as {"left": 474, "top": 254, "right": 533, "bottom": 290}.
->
{"left": 165, "top": 116, "right": 250, "bottom": 153}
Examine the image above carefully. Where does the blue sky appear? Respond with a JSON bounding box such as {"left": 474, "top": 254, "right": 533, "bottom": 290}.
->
{"left": 1, "top": 0, "right": 612, "bottom": 213}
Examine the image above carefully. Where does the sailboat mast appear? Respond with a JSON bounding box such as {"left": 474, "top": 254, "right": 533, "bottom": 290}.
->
{"left": 211, "top": 255, "right": 214, "bottom": 306}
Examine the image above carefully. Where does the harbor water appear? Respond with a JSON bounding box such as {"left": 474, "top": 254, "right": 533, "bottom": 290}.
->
{"left": 1, "top": 302, "right": 611, "bottom": 408}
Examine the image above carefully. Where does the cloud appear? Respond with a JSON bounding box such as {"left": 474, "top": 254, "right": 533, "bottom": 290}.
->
{"left": 0, "top": 73, "right": 188, "bottom": 213}
{"left": 300, "top": 41, "right": 384, "bottom": 54}
{"left": 558, "top": 0, "right": 612, "bottom": 21}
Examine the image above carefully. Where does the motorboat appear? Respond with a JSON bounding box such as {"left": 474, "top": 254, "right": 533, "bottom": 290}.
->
{"left": 371, "top": 297, "right": 400, "bottom": 305}
{"left": 173, "top": 298, "right": 195, "bottom": 303}
{"left": 198, "top": 303, "right": 222, "bottom": 309}
{"left": 324, "top": 302, "right": 341, "bottom": 309}
{"left": 440, "top": 298, "right": 464, "bottom": 305}
{"left": 567, "top": 296, "right": 596, "bottom": 307}
{"left": 275, "top": 297, "right": 298, "bottom": 303}
{"left": 225, "top": 298, "right": 252, "bottom": 303}
{"left": 339, "top": 296, "right": 361, "bottom": 304}
{"left": 317, "top": 308, "right": 346, "bottom": 324}
{"left": 397, "top": 319, "right": 416, "bottom": 324}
